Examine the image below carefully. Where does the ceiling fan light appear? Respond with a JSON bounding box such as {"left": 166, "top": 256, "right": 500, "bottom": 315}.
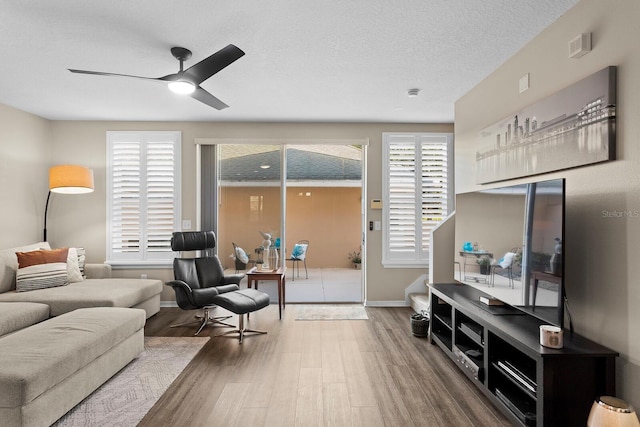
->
{"left": 168, "top": 80, "right": 195, "bottom": 95}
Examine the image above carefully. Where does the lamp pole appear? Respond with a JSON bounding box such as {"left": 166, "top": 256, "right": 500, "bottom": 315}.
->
{"left": 43, "top": 191, "right": 52, "bottom": 241}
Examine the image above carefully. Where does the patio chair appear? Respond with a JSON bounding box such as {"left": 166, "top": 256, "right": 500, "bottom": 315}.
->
{"left": 490, "top": 250, "right": 517, "bottom": 288}
{"left": 286, "top": 240, "right": 309, "bottom": 280}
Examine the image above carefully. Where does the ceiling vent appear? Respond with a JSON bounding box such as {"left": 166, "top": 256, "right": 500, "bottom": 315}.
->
{"left": 569, "top": 33, "right": 591, "bottom": 59}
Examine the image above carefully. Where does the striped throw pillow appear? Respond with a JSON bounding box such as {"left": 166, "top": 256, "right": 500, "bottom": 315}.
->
{"left": 16, "top": 248, "right": 70, "bottom": 292}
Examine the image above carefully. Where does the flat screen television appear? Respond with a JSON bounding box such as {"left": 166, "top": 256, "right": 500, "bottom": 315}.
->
{"left": 454, "top": 178, "right": 565, "bottom": 327}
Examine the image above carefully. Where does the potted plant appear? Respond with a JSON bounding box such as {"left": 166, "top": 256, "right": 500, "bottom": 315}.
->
{"left": 348, "top": 250, "right": 362, "bottom": 269}
{"left": 477, "top": 257, "right": 491, "bottom": 275}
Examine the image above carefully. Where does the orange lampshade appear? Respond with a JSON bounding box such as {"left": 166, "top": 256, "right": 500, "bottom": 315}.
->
{"left": 49, "top": 165, "right": 94, "bottom": 194}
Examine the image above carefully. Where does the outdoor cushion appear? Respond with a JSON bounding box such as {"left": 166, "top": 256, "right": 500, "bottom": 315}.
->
{"left": 499, "top": 252, "right": 516, "bottom": 269}
{"left": 234, "top": 245, "right": 249, "bottom": 264}
{"left": 291, "top": 243, "right": 308, "bottom": 260}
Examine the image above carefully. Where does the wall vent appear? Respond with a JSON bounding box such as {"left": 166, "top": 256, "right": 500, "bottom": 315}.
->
{"left": 569, "top": 33, "right": 591, "bottom": 59}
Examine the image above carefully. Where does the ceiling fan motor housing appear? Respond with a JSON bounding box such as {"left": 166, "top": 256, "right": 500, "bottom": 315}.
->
{"left": 170, "top": 47, "right": 192, "bottom": 62}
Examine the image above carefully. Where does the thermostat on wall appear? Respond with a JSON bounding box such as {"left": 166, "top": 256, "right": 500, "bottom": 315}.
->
{"left": 371, "top": 199, "right": 382, "bottom": 209}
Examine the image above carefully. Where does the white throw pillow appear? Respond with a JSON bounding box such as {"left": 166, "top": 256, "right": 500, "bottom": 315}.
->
{"left": 66, "top": 247, "right": 84, "bottom": 283}
{"left": 76, "top": 247, "right": 86, "bottom": 278}
{"left": 235, "top": 246, "right": 249, "bottom": 264}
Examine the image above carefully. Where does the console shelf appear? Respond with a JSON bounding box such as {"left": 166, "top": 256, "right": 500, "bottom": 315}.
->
{"left": 430, "top": 283, "right": 617, "bottom": 427}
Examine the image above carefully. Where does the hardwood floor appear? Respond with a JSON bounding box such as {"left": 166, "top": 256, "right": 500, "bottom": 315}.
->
{"left": 140, "top": 305, "right": 510, "bottom": 427}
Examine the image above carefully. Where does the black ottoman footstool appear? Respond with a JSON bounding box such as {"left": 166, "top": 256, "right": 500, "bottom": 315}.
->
{"left": 211, "top": 288, "right": 270, "bottom": 343}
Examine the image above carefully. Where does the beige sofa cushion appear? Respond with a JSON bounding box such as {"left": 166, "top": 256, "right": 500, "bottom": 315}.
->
{"left": 0, "top": 302, "right": 50, "bottom": 337}
{"left": 0, "top": 242, "right": 50, "bottom": 294}
{"left": 0, "top": 278, "right": 163, "bottom": 316}
{"left": 84, "top": 263, "right": 112, "bottom": 279}
{"left": 0, "top": 307, "right": 145, "bottom": 409}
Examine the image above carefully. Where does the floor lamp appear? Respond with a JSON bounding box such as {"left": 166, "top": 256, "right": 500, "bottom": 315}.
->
{"left": 44, "top": 165, "right": 94, "bottom": 241}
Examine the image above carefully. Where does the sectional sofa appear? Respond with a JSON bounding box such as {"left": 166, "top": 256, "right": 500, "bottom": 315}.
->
{"left": 0, "top": 242, "right": 164, "bottom": 427}
{"left": 0, "top": 242, "right": 162, "bottom": 318}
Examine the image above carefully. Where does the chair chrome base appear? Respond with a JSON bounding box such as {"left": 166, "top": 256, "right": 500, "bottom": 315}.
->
{"left": 215, "top": 314, "right": 267, "bottom": 343}
{"left": 170, "top": 307, "right": 234, "bottom": 335}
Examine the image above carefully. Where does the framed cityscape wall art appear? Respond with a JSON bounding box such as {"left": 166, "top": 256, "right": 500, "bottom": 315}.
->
{"left": 475, "top": 66, "right": 616, "bottom": 184}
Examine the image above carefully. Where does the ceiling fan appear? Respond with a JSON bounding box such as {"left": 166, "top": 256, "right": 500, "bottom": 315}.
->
{"left": 69, "top": 45, "right": 245, "bottom": 110}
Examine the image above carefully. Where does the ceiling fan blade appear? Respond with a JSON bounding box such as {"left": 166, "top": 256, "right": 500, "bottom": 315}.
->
{"left": 190, "top": 86, "right": 229, "bottom": 110}
{"left": 68, "top": 69, "right": 159, "bottom": 82}
{"left": 182, "top": 44, "right": 245, "bottom": 84}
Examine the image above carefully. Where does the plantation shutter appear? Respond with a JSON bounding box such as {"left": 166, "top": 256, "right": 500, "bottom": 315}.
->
{"left": 387, "top": 137, "right": 418, "bottom": 259}
{"left": 382, "top": 133, "right": 452, "bottom": 267}
{"left": 107, "top": 131, "right": 181, "bottom": 265}
{"left": 146, "top": 138, "right": 177, "bottom": 255}
{"left": 420, "top": 137, "right": 449, "bottom": 253}
{"left": 110, "top": 137, "right": 142, "bottom": 259}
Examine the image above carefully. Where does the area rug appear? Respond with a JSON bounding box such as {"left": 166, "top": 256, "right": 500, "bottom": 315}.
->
{"left": 53, "top": 336, "right": 209, "bottom": 427}
{"left": 295, "top": 304, "right": 369, "bottom": 320}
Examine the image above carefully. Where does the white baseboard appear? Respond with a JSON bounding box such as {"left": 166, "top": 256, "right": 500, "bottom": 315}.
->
{"left": 364, "top": 300, "right": 409, "bottom": 307}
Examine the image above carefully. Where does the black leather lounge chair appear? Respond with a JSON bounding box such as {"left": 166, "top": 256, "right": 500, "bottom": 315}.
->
{"left": 166, "top": 231, "right": 244, "bottom": 335}
{"left": 167, "top": 231, "right": 270, "bottom": 342}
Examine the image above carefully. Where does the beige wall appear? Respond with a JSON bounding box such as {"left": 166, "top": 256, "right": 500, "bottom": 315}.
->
{"left": 38, "top": 121, "right": 452, "bottom": 304}
{"left": 0, "top": 104, "right": 51, "bottom": 247}
{"left": 454, "top": 0, "right": 640, "bottom": 408}
{"left": 219, "top": 186, "right": 362, "bottom": 268}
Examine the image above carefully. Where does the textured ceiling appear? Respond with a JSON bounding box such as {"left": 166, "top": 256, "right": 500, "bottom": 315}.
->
{"left": 0, "top": 0, "right": 578, "bottom": 123}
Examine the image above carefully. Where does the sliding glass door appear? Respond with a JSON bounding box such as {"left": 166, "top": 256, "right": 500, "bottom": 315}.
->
{"left": 200, "top": 141, "right": 364, "bottom": 303}
{"left": 284, "top": 144, "right": 362, "bottom": 268}
{"left": 216, "top": 145, "right": 282, "bottom": 269}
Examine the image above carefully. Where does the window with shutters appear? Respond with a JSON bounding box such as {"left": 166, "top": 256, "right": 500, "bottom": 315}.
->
{"left": 106, "top": 131, "right": 181, "bottom": 267}
{"left": 382, "top": 133, "right": 453, "bottom": 267}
